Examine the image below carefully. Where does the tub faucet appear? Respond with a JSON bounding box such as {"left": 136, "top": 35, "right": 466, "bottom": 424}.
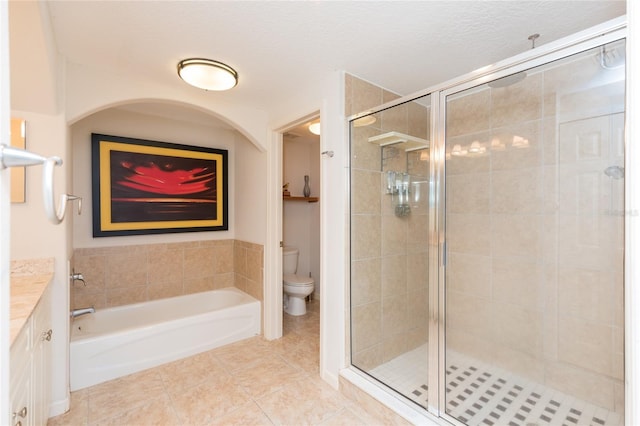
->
{"left": 70, "top": 307, "right": 95, "bottom": 318}
{"left": 70, "top": 269, "right": 86, "bottom": 286}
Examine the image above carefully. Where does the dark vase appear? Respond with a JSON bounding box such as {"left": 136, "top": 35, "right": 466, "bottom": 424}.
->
{"left": 303, "top": 175, "right": 310, "bottom": 197}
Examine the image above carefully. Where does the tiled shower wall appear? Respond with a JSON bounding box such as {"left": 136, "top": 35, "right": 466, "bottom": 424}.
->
{"left": 445, "top": 48, "right": 625, "bottom": 413}
{"left": 347, "top": 74, "right": 430, "bottom": 371}
{"left": 71, "top": 240, "right": 263, "bottom": 310}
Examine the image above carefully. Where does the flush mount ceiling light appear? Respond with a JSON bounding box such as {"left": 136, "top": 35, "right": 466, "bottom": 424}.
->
{"left": 177, "top": 58, "right": 238, "bottom": 91}
{"left": 308, "top": 122, "right": 321, "bottom": 136}
{"left": 353, "top": 115, "right": 377, "bottom": 127}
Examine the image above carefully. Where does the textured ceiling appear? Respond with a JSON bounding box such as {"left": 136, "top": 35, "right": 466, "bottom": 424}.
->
{"left": 46, "top": 1, "right": 626, "bottom": 123}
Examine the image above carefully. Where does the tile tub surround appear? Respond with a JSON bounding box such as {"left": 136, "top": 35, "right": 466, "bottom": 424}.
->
{"left": 72, "top": 240, "right": 263, "bottom": 310}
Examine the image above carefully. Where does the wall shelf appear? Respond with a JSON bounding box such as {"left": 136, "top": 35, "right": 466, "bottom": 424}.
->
{"left": 284, "top": 196, "right": 319, "bottom": 203}
{"left": 368, "top": 131, "right": 429, "bottom": 152}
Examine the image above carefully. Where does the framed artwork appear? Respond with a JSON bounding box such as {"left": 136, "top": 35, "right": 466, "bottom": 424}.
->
{"left": 91, "top": 133, "right": 228, "bottom": 237}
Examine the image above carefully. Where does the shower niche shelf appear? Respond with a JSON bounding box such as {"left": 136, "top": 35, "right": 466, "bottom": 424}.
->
{"left": 368, "top": 131, "right": 429, "bottom": 152}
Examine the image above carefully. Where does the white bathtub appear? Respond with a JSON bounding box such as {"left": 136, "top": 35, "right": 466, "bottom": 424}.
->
{"left": 69, "top": 287, "right": 260, "bottom": 391}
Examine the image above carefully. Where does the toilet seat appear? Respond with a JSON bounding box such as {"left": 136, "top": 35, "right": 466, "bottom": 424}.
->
{"left": 283, "top": 274, "right": 314, "bottom": 286}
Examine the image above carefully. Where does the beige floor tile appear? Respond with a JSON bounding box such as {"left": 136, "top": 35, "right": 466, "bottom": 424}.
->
{"left": 210, "top": 401, "right": 275, "bottom": 426}
{"left": 256, "top": 377, "right": 347, "bottom": 425}
{"left": 170, "top": 375, "right": 251, "bottom": 425}
{"left": 231, "top": 356, "right": 307, "bottom": 398}
{"left": 319, "top": 407, "right": 369, "bottom": 426}
{"left": 90, "top": 395, "right": 179, "bottom": 426}
{"left": 87, "top": 369, "right": 166, "bottom": 423}
{"left": 47, "top": 389, "right": 89, "bottom": 426}
{"left": 279, "top": 344, "right": 320, "bottom": 375}
{"left": 158, "top": 351, "right": 229, "bottom": 396}
{"left": 212, "top": 336, "right": 276, "bottom": 372}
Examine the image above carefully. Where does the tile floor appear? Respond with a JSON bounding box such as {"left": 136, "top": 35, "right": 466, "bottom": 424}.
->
{"left": 48, "top": 299, "right": 400, "bottom": 426}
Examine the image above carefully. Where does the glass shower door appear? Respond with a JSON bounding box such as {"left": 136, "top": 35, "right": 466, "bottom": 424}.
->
{"left": 443, "top": 39, "right": 625, "bottom": 425}
{"left": 349, "top": 94, "right": 432, "bottom": 407}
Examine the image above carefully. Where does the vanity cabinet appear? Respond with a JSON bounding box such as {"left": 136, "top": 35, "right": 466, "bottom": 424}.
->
{"left": 10, "top": 284, "right": 52, "bottom": 426}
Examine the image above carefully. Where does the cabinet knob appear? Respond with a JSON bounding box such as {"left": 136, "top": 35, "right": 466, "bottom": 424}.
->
{"left": 42, "top": 329, "right": 53, "bottom": 341}
{"left": 13, "top": 406, "right": 27, "bottom": 418}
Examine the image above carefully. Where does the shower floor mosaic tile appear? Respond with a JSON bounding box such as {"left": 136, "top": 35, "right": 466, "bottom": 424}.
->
{"left": 370, "top": 345, "right": 623, "bottom": 426}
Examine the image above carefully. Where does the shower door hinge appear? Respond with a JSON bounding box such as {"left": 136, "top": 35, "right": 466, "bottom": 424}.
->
{"left": 279, "top": 241, "right": 283, "bottom": 248}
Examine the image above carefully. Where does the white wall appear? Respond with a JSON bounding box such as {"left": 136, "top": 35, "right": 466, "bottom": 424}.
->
{"left": 10, "top": 110, "right": 71, "bottom": 416}
{"left": 234, "top": 132, "right": 267, "bottom": 245}
{"left": 70, "top": 107, "right": 251, "bottom": 248}
{"left": 283, "top": 137, "right": 320, "bottom": 297}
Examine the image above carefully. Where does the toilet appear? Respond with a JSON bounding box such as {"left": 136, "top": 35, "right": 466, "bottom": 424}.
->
{"left": 283, "top": 246, "right": 314, "bottom": 316}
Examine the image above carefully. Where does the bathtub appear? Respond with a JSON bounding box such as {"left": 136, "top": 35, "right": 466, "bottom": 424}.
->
{"left": 69, "top": 287, "right": 260, "bottom": 391}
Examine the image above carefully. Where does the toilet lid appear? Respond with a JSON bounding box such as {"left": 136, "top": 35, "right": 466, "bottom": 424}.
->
{"left": 283, "top": 274, "right": 314, "bottom": 286}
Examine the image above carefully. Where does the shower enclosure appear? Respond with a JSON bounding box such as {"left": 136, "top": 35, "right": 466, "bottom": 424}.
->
{"left": 349, "top": 22, "right": 626, "bottom": 426}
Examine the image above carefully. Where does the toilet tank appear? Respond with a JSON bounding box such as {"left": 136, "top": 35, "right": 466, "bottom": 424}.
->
{"left": 283, "top": 246, "right": 298, "bottom": 274}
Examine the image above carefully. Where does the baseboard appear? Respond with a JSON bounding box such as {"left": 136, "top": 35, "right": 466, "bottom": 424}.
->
{"left": 48, "top": 394, "right": 70, "bottom": 418}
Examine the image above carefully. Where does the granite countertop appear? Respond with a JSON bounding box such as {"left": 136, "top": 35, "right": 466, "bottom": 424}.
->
{"left": 10, "top": 258, "right": 54, "bottom": 345}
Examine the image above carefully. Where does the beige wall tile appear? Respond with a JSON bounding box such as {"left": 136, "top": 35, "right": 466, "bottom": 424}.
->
{"left": 184, "top": 276, "right": 216, "bottom": 294}
{"left": 147, "top": 247, "right": 183, "bottom": 284}
{"left": 73, "top": 254, "right": 106, "bottom": 294}
{"left": 351, "top": 126, "right": 382, "bottom": 172}
{"left": 545, "top": 361, "right": 615, "bottom": 410}
{"left": 446, "top": 89, "right": 491, "bottom": 137}
{"left": 184, "top": 246, "right": 215, "bottom": 280}
{"left": 492, "top": 257, "right": 543, "bottom": 310}
{"left": 406, "top": 289, "right": 428, "bottom": 329}
{"left": 105, "top": 252, "right": 148, "bottom": 289}
{"left": 351, "top": 215, "right": 381, "bottom": 260}
{"left": 214, "top": 245, "right": 234, "bottom": 274}
{"left": 382, "top": 333, "right": 408, "bottom": 363}
{"left": 408, "top": 100, "right": 430, "bottom": 140}
{"left": 490, "top": 121, "right": 543, "bottom": 171}
{"left": 491, "top": 302, "right": 542, "bottom": 357}
{"left": 491, "top": 345, "right": 545, "bottom": 383}
{"left": 491, "top": 214, "right": 541, "bottom": 258}
{"left": 446, "top": 253, "right": 490, "bottom": 298}
{"left": 491, "top": 72, "right": 543, "bottom": 127}
{"left": 381, "top": 146, "right": 405, "bottom": 172}
{"left": 382, "top": 295, "right": 407, "bottom": 338}
{"left": 148, "top": 281, "right": 183, "bottom": 301}
{"left": 351, "top": 344, "right": 383, "bottom": 371}
{"left": 351, "top": 258, "right": 381, "bottom": 307}
{"left": 558, "top": 315, "right": 612, "bottom": 376}
{"left": 447, "top": 213, "right": 491, "bottom": 255}
{"left": 446, "top": 132, "right": 492, "bottom": 175}
{"left": 381, "top": 215, "right": 407, "bottom": 256}
{"left": 381, "top": 102, "right": 408, "bottom": 134}
{"left": 350, "top": 77, "right": 383, "bottom": 115}
{"left": 106, "top": 286, "right": 147, "bottom": 307}
{"left": 406, "top": 251, "right": 428, "bottom": 293}
{"left": 558, "top": 267, "right": 613, "bottom": 324}
{"left": 381, "top": 255, "right": 407, "bottom": 298}
{"left": 446, "top": 291, "right": 492, "bottom": 341}
{"left": 491, "top": 168, "right": 543, "bottom": 214}
{"left": 352, "top": 302, "right": 382, "bottom": 353}
{"left": 446, "top": 172, "right": 490, "bottom": 214}
{"left": 351, "top": 169, "right": 381, "bottom": 215}
{"left": 74, "top": 290, "right": 107, "bottom": 311}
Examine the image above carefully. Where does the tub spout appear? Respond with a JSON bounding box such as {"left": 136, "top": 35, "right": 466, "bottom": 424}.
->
{"left": 71, "top": 307, "right": 95, "bottom": 318}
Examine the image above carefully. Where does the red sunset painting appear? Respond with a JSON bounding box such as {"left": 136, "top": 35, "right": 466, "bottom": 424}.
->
{"left": 109, "top": 150, "right": 217, "bottom": 223}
